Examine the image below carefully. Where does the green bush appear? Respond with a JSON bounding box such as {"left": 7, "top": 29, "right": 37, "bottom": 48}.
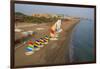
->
{"left": 15, "top": 12, "right": 59, "bottom": 23}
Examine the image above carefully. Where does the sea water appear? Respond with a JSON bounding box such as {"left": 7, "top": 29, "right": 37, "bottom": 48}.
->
{"left": 70, "top": 19, "right": 95, "bottom": 63}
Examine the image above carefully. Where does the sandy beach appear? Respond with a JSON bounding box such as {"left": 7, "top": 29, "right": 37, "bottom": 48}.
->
{"left": 14, "top": 18, "right": 80, "bottom": 67}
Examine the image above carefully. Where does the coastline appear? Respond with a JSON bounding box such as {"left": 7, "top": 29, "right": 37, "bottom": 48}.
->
{"left": 15, "top": 18, "right": 80, "bottom": 67}
{"left": 68, "top": 19, "right": 95, "bottom": 63}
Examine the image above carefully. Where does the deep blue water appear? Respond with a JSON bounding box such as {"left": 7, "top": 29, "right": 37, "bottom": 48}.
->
{"left": 71, "top": 19, "right": 95, "bottom": 63}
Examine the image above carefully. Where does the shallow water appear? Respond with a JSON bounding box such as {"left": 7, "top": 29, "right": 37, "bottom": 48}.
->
{"left": 70, "top": 19, "right": 95, "bottom": 63}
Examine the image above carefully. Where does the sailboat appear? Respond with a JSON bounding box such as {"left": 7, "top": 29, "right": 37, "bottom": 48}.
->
{"left": 50, "top": 19, "right": 63, "bottom": 40}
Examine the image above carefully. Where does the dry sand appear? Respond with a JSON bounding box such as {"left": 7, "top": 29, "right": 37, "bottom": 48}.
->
{"left": 14, "top": 18, "right": 80, "bottom": 67}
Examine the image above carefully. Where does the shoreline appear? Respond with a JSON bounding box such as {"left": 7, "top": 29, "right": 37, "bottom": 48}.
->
{"left": 14, "top": 18, "right": 80, "bottom": 67}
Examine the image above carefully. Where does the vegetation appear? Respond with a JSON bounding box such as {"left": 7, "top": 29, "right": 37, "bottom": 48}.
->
{"left": 15, "top": 12, "right": 59, "bottom": 23}
{"left": 15, "top": 12, "right": 26, "bottom": 16}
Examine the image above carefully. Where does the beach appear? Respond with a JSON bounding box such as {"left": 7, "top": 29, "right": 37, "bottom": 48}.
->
{"left": 14, "top": 18, "right": 80, "bottom": 67}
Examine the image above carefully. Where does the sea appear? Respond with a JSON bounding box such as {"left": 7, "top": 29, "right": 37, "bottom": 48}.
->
{"left": 69, "top": 19, "right": 95, "bottom": 63}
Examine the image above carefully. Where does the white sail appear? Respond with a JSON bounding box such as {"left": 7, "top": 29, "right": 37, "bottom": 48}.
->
{"left": 50, "top": 19, "right": 63, "bottom": 40}
{"left": 56, "top": 19, "right": 62, "bottom": 33}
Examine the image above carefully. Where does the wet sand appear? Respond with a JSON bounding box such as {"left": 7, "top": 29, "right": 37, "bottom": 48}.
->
{"left": 14, "top": 18, "right": 80, "bottom": 67}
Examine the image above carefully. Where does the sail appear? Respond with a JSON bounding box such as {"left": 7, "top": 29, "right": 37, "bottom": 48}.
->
{"left": 56, "top": 19, "right": 62, "bottom": 33}
{"left": 50, "top": 19, "right": 62, "bottom": 40}
{"left": 50, "top": 23, "right": 56, "bottom": 38}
